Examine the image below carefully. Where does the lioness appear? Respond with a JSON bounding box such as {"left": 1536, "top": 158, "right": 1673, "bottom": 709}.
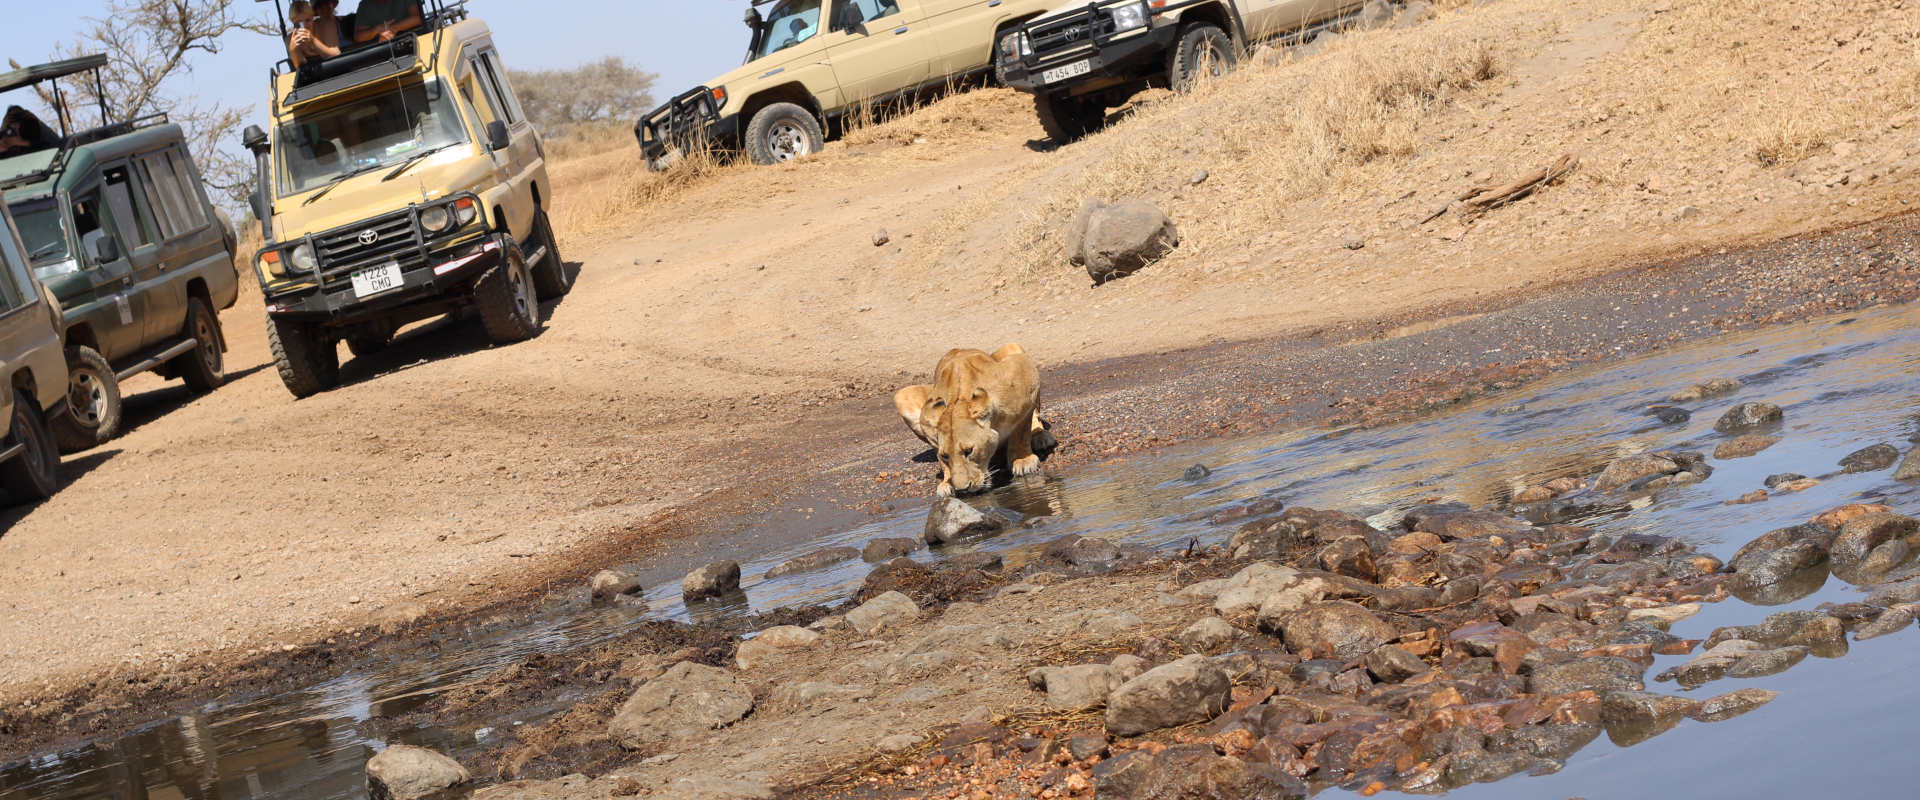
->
{"left": 894, "top": 344, "right": 1054, "bottom": 496}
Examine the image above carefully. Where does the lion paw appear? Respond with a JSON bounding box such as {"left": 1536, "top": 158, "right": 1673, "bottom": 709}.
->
{"left": 1011, "top": 455, "right": 1041, "bottom": 476}
{"left": 936, "top": 479, "right": 955, "bottom": 497}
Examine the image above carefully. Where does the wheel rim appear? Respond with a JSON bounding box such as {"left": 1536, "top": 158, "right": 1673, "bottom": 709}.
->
{"left": 67, "top": 369, "right": 106, "bottom": 428}
{"left": 194, "top": 314, "right": 222, "bottom": 375}
{"left": 767, "top": 120, "right": 812, "bottom": 161}
{"left": 510, "top": 256, "right": 534, "bottom": 323}
{"left": 1199, "top": 41, "right": 1228, "bottom": 78}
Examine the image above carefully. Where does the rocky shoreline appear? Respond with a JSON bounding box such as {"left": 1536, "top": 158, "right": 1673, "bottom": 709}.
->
{"left": 351, "top": 392, "right": 1920, "bottom": 800}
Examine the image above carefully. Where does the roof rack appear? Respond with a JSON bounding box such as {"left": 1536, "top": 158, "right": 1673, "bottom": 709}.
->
{"left": 258, "top": 0, "right": 470, "bottom": 108}
{"left": 0, "top": 55, "right": 156, "bottom": 192}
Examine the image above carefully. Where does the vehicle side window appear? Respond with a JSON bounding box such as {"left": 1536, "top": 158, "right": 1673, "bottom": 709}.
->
{"left": 759, "top": 0, "right": 823, "bottom": 58}
{"left": 834, "top": 0, "right": 901, "bottom": 30}
{"left": 133, "top": 148, "right": 208, "bottom": 240}
{"left": 460, "top": 68, "right": 502, "bottom": 130}
{"left": 102, "top": 165, "right": 155, "bottom": 248}
{"left": 0, "top": 214, "right": 31, "bottom": 312}
{"left": 69, "top": 188, "right": 124, "bottom": 269}
{"left": 475, "top": 52, "right": 524, "bottom": 126}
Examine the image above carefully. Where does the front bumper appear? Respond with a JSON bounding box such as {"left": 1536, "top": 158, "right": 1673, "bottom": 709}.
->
{"left": 636, "top": 86, "right": 741, "bottom": 160}
{"left": 1001, "top": 18, "right": 1180, "bottom": 94}
{"left": 264, "top": 235, "right": 504, "bottom": 322}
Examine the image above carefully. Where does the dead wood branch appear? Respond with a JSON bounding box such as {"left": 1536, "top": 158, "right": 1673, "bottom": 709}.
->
{"left": 1421, "top": 154, "right": 1580, "bottom": 225}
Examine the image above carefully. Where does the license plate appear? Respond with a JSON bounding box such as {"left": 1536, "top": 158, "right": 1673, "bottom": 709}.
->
{"left": 350, "top": 262, "right": 404, "bottom": 299}
{"left": 1040, "top": 59, "right": 1093, "bottom": 84}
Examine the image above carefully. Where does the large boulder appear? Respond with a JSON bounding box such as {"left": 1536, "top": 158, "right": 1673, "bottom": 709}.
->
{"left": 608, "top": 661, "right": 754, "bottom": 749}
{"left": 923, "top": 498, "right": 1009, "bottom": 544}
{"left": 1265, "top": 600, "right": 1394, "bottom": 661}
{"left": 1105, "top": 654, "right": 1231, "bottom": 736}
{"left": 846, "top": 590, "right": 921, "bottom": 635}
{"left": 682, "top": 561, "right": 742, "bottom": 602}
{"left": 366, "top": 745, "right": 470, "bottom": 800}
{"left": 1069, "top": 198, "right": 1180, "bottom": 284}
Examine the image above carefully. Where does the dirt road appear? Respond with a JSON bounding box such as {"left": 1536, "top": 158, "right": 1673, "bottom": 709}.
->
{"left": 2, "top": 0, "right": 1917, "bottom": 720}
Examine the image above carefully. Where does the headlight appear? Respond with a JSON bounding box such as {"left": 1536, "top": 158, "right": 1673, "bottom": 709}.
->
{"left": 288, "top": 243, "right": 317, "bottom": 272}
{"left": 452, "top": 196, "right": 478, "bottom": 227}
{"left": 1110, "top": 2, "right": 1148, "bottom": 32}
{"left": 420, "top": 205, "right": 452, "bottom": 233}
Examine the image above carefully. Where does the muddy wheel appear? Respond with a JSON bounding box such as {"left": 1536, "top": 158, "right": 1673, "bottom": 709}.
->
{"left": 1169, "top": 23, "right": 1236, "bottom": 93}
{"left": 1, "top": 389, "right": 60, "bottom": 502}
{"left": 744, "top": 102, "right": 824, "bottom": 165}
{"left": 475, "top": 243, "right": 541, "bottom": 344}
{"left": 1035, "top": 92, "right": 1106, "bottom": 143}
{"left": 267, "top": 314, "right": 339, "bottom": 399}
{"left": 50, "top": 346, "right": 122, "bottom": 452}
{"left": 176, "top": 298, "right": 227, "bottom": 394}
{"left": 529, "top": 209, "right": 571, "bottom": 299}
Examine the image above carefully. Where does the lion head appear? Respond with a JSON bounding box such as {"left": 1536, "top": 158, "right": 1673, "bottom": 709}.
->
{"left": 928, "top": 387, "right": 1000, "bottom": 496}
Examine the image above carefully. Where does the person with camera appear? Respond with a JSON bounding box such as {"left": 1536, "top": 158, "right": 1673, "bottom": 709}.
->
{"left": 353, "top": 0, "right": 424, "bottom": 43}
{"left": 287, "top": 0, "right": 344, "bottom": 67}
{"left": 0, "top": 106, "right": 59, "bottom": 159}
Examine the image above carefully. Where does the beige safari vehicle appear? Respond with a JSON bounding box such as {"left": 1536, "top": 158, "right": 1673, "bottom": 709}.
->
{"left": 637, "top": 0, "right": 1061, "bottom": 167}
{"left": 0, "top": 200, "right": 70, "bottom": 503}
{"left": 1000, "top": 0, "right": 1367, "bottom": 140}
{"left": 242, "top": 0, "right": 567, "bottom": 399}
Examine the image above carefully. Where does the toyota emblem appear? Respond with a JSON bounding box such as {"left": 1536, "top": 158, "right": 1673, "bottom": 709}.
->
{"left": 357, "top": 229, "right": 380, "bottom": 245}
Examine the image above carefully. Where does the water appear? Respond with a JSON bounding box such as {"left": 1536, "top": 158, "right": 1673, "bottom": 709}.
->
{"left": 4, "top": 303, "right": 1915, "bottom": 799}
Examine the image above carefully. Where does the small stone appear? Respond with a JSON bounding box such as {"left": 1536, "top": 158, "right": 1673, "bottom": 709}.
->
{"left": 1673, "top": 205, "right": 1703, "bottom": 220}
{"left": 591, "top": 570, "right": 643, "bottom": 602}
{"left": 872, "top": 229, "right": 890, "bottom": 247}
{"left": 1182, "top": 463, "right": 1212, "bottom": 481}
{"left": 1690, "top": 688, "right": 1777, "bottom": 722}
{"left": 1181, "top": 617, "right": 1243, "bottom": 652}
{"left": 846, "top": 590, "right": 920, "bottom": 635}
{"left": 1626, "top": 604, "right": 1700, "bottom": 630}
{"left": 1714, "top": 434, "right": 1780, "bottom": 459}
{"left": 1665, "top": 378, "right": 1740, "bottom": 403}
{"left": 1839, "top": 443, "right": 1901, "bottom": 473}
{"left": 877, "top": 733, "right": 924, "bottom": 753}
{"left": 1713, "top": 402, "right": 1784, "bottom": 433}
{"left": 681, "top": 562, "right": 742, "bottom": 603}
{"left": 1764, "top": 473, "right": 1807, "bottom": 488}
{"left": 1189, "top": 169, "right": 1209, "bottom": 185}
{"left": 1364, "top": 644, "right": 1429, "bottom": 683}
{"left": 735, "top": 625, "right": 823, "bottom": 669}
{"left": 1894, "top": 447, "right": 1920, "bottom": 481}
{"left": 862, "top": 537, "right": 921, "bottom": 562}
{"left": 366, "top": 745, "right": 469, "bottom": 800}
{"left": 1854, "top": 607, "right": 1914, "bottom": 641}
{"left": 1072, "top": 198, "right": 1180, "bottom": 284}
{"left": 1342, "top": 235, "right": 1365, "bottom": 250}
{"left": 766, "top": 547, "right": 861, "bottom": 578}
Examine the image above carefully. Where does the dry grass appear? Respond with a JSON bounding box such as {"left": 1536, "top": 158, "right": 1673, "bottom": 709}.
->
{"left": 546, "top": 143, "right": 737, "bottom": 238}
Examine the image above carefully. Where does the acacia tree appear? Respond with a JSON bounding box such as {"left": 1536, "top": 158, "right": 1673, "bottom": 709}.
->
{"left": 508, "top": 57, "right": 658, "bottom": 135}
{"left": 17, "top": 0, "right": 273, "bottom": 209}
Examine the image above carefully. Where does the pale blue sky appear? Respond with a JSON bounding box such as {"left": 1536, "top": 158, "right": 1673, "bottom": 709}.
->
{"left": 1, "top": 1, "right": 748, "bottom": 135}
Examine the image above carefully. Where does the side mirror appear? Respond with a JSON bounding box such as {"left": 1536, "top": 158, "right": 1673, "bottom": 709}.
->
{"left": 87, "top": 232, "right": 120, "bottom": 264}
{"left": 486, "top": 120, "right": 510, "bottom": 152}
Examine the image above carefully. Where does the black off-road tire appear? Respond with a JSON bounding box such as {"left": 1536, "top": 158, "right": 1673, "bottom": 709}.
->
{"left": 744, "top": 102, "right": 825, "bottom": 165}
{"left": 51, "top": 345, "right": 122, "bottom": 453}
{"left": 529, "top": 209, "right": 571, "bottom": 299}
{"left": 1035, "top": 92, "right": 1107, "bottom": 143}
{"left": 176, "top": 298, "right": 227, "bottom": 394}
{"left": 475, "top": 244, "right": 541, "bottom": 344}
{"left": 2, "top": 389, "right": 60, "bottom": 502}
{"left": 1169, "top": 23, "right": 1236, "bottom": 93}
{"left": 346, "top": 330, "right": 392, "bottom": 358}
{"left": 267, "top": 314, "right": 339, "bottom": 399}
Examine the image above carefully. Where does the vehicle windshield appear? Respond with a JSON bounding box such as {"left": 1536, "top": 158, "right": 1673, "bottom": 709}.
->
{"left": 755, "top": 0, "right": 822, "bottom": 59}
{"left": 7, "top": 197, "right": 71, "bottom": 270}
{"left": 274, "top": 78, "right": 466, "bottom": 197}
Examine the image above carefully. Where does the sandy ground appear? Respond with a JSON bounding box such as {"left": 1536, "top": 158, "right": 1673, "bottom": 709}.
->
{"left": 1, "top": 0, "right": 1917, "bottom": 717}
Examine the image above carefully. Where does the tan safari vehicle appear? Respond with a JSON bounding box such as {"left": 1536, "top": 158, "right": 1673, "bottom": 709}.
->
{"left": 636, "top": 0, "right": 1061, "bottom": 167}
{"left": 0, "top": 200, "right": 71, "bottom": 504}
{"left": 242, "top": 0, "right": 567, "bottom": 398}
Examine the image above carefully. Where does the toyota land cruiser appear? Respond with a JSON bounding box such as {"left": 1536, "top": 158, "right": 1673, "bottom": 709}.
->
{"left": 244, "top": 0, "right": 567, "bottom": 399}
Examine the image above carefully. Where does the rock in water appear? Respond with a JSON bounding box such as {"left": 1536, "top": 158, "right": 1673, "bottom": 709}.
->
{"left": 1665, "top": 378, "right": 1740, "bottom": 403}
{"left": 923, "top": 497, "right": 1009, "bottom": 544}
{"left": 766, "top": 547, "right": 860, "bottom": 578}
{"left": 1714, "top": 434, "right": 1780, "bottom": 459}
{"left": 1713, "top": 402, "right": 1783, "bottom": 433}
{"left": 1593, "top": 453, "right": 1680, "bottom": 491}
{"left": 1105, "top": 654, "right": 1231, "bottom": 736}
{"left": 366, "top": 745, "right": 469, "bottom": 800}
{"left": 846, "top": 590, "right": 920, "bottom": 634}
{"left": 1070, "top": 198, "right": 1180, "bottom": 284}
{"left": 590, "top": 569, "right": 642, "bottom": 602}
{"left": 1182, "top": 463, "right": 1212, "bottom": 481}
{"left": 682, "top": 561, "right": 742, "bottom": 601}
{"left": 1896, "top": 446, "right": 1920, "bottom": 481}
{"left": 1830, "top": 513, "right": 1919, "bottom": 576}
{"left": 1601, "top": 690, "right": 1700, "bottom": 746}
{"left": 862, "top": 537, "right": 921, "bottom": 562}
{"left": 608, "top": 661, "right": 754, "bottom": 749}
{"left": 1690, "top": 689, "right": 1778, "bottom": 723}
{"left": 1839, "top": 443, "right": 1901, "bottom": 473}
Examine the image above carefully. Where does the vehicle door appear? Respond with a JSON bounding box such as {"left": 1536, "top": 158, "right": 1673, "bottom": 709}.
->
{"left": 465, "top": 45, "right": 540, "bottom": 242}
{"left": 0, "top": 209, "right": 62, "bottom": 414}
{"left": 128, "top": 148, "right": 211, "bottom": 348}
{"left": 822, "top": 0, "right": 934, "bottom": 108}
{"left": 917, "top": 0, "right": 1007, "bottom": 78}
{"left": 66, "top": 180, "right": 149, "bottom": 360}
{"left": 1235, "top": 0, "right": 1315, "bottom": 42}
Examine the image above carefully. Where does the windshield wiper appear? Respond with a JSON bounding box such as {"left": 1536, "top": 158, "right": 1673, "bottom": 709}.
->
{"left": 301, "top": 161, "right": 388, "bottom": 207}
{"left": 382, "top": 144, "right": 451, "bottom": 182}
{"left": 28, "top": 241, "right": 63, "bottom": 260}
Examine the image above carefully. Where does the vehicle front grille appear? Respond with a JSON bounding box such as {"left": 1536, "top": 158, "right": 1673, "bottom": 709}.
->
{"left": 1028, "top": 10, "right": 1116, "bottom": 59}
{"left": 314, "top": 210, "right": 428, "bottom": 280}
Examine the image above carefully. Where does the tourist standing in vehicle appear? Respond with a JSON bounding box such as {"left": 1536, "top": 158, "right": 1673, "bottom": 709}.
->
{"left": 288, "top": 0, "right": 345, "bottom": 67}
{"left": 354, "top": 0, "right": 424, "bottom": 42}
